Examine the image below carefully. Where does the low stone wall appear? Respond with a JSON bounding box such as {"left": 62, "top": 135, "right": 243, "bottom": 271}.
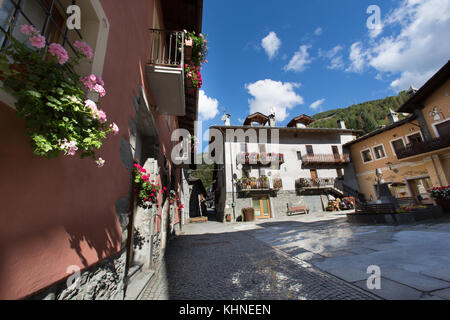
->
{"left": 347, "top": 206, "right": 444, "bottom": 225}
{"left": 29, "top": 248, "right": 127, "bottom": 300}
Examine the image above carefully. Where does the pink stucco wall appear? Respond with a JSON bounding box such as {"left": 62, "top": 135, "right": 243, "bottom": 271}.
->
{"left": 0, "top": 0, "right": 181, "bottom": 299}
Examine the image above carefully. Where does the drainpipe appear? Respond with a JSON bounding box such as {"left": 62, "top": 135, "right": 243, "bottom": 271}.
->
{"left": 229, "top": 139, "right": 236, "bottom": 221}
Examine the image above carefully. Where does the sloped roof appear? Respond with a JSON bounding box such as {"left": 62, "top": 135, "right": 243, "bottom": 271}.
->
{"left": 243, "top": 112, "right": 269, "bottom": 126}
{"left": 398, "top": 60, "right": 450, "bottom": 113}
{"left": 286, "top": 114, "right": 315, "bottom": 127}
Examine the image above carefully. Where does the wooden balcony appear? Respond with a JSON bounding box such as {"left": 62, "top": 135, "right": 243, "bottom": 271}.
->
{"left": 295, "top": 178, "right": 344, "bottom": 196}
{"left": 236, "top": 152, "right": 285, "bottom": 166}
{"left": 396, "top": 135, "right": 450, "bottom": 160}
{"left": 236, "top": 176, "right": 281, "bottom": 193}
{"left": 301, "top": 153, "right": 350, "bottom": 165}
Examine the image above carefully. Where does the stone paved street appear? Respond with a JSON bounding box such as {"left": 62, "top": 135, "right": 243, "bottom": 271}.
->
{"left": 140, "top": 214, "right": 379, "bottom": 300}
{"left": 141, "top": 211, "right": 450, "bottom": 300}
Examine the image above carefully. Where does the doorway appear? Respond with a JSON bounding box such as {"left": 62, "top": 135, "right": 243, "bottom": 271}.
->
{"left": 407, "top": 177, "right": 433, "bottom": 205}
{"left": 252, "top": 196, "right": 271, "bottom": 219}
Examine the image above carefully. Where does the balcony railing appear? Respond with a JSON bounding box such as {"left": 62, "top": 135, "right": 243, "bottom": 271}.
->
{"left": 149, "top": 29, "right": 185, "bottom": 67}
{"left": 236, "top": 152, "right": 285, "bottom": 165}
{"left": 295, "top": 178, "right": 343, "bottom": 192}
{"left": 396, "top": 135, "right": 450, "bottom": 159}
{"left": 301, "top": 154, "right": 350, "bottom": 165}
{"left": 146, "top": 29, "right": 186, "bottom": 116}
{"left": 237, "top": 177, "right": 270, "bottom": 191}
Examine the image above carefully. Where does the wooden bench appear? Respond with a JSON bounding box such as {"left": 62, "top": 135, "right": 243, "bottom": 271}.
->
{"left": 287, "top": 203, "right": 309, "bottom": 216}
{"left": 396, "top": 197, "right": 418, "bottom": 207}
{"left": 355, "top": 203, "right": 396, "bottom": 214}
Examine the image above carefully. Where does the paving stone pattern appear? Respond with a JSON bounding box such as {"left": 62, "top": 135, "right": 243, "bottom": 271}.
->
{"left": 140, "top": 229, "right": 376, "bottom": 300}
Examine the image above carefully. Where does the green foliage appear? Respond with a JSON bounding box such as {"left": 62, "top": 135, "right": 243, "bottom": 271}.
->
{"left": 184, "top": 31, "right": 208, "bottom": 68}
{"left": 0, "top": 34, "right": 114, "bottom": 161}
{"left": 133, "top": 163, "right": 161, "bottom": 209}
{"left": 310, "top": 91, "right": 409, "bottom": 133}
{"left": 190, "top": 158, "right": 214, "bottom": 190}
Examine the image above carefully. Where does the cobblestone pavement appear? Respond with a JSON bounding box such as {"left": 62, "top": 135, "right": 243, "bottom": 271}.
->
{"left": 140, "top": 222, "right": 377, "bottom": 300}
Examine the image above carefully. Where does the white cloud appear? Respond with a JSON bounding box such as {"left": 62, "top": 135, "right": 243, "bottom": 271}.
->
{"left": 310, "top": 99, "right": 326, "bottom": 110}
{"left": 345, "top": 0, "right": 450, "bottom": 91}
{"left": 314, "top": 27, "right": 323, "bottom": 36}
{"left": 319, "top": 45, "right": 345, "bottom": 70}
{"left": 346, "top": 42, "right": 367, "bottom": 73}
{"left": 245, "top": 79, "right": 304, "bottom": 122}
{"left": 261, "top": 31, "right": 282, "bottom": 60}
{"left": 369, "top": 0, "right": 450, "bottom": 91}
{"left": 198, "top": 90, "right": 219, "bottom": 121}
{"left": 284, "top": 45, "right": 312, "bottom": 72}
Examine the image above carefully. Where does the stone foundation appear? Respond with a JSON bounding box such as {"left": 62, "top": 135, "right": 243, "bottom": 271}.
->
{"left": 222, "top": 191, "right": 326, "bottom": 222}
{"left": 29, "top": 248, "right": 127, "bottom": 300}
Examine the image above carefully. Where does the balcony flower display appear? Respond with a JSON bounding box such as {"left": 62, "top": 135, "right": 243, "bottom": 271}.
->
{"left": 0, "top": 25, "right": 117, "bottom": 165}
{"left": 183, "top": 31, "right": 208, "bottom": 68}
{"left": 185, "top": 62, "right": 203, "bottom": 92}
{"left": 430, "top": 186, "right": 450, "bottom": 213}
{"left": 133, "top": 163, "right": 161, "bottom": 209}
{"left": 273, "top": 178, "right": 283, "bottom": 190}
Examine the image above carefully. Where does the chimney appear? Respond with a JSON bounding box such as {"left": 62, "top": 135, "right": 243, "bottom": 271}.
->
{"left": 388, "top": 109, "right": 399, "bottom": 124}
{"left": 221, "top": 113, "right": 231, "bottom": 126}
{"left": 268, "top": 113, "right": 276, "bottom": 127}
{"left": 337, "top": 119, "right": 346, "bottom": 129}
{"left": 407, "top": 85, "right": 417, "bottom": 97}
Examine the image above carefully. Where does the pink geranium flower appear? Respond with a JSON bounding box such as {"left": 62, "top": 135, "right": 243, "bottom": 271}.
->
{"left": 29, "top": 34, "right": 46, "bottom": 49}
{"left": 110, "top": 123, "right": 119, "bottom": 135}
{"left": 94, "top": 84, "right": 106, "bottom": 97}
{"left": 96, "top": 158, "right": 105, "bottom": 168}
{"left": 74, "top": 41, "right": 94, "bottom": 59}
{"left": 48, "top": 43, "right": 69, "bottom": 65}
{"left": 20, "top": 24, "right": 38, "bottom": 36}
{"left": 97, "top": 110, "right": 107, "bottom": 123}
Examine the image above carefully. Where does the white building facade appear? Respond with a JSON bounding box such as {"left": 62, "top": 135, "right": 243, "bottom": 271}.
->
{"left": 211, "top": 113, "right": 360, "bottom": 222}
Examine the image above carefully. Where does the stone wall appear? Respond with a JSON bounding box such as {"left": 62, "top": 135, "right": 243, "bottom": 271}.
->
{"left": 223, "top": 190, "right": 325, "bottom": 222}
{"left": 29, "top": 213, "right": 130, "bottom": 300}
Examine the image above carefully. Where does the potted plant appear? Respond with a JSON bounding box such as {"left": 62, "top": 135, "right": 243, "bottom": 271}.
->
{"left": 242, "top": 207, "right": 255, "bottom": 222}
{"left": 273, "top": 178, "right": 283, "bottom": 191}
{"left": 430, "top": 186, "right": 450, "bottom": 213}
{"left": 133, "top": 163, "right": 161, "bottom": 209}
{"left": 0, "top": 25, "right": 118, "bottom": 166}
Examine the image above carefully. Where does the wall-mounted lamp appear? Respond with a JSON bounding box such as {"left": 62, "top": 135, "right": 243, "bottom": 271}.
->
{"left": 386, "top": 162, "right": 398, "bottom": 173}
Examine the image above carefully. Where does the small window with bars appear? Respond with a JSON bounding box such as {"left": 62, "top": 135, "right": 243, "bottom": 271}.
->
{"left": 0, "top": 0, "right": 84, "bottom": 56}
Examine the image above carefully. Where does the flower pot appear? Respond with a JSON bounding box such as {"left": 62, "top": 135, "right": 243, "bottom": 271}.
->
{"left": 184, "top": 42, "right": 193, "bottom": 61}
{"left": 242, "top": 208, "right": 255, "bottom": 222}
{"left": 435, "top": 198, "right": 450, "bottom": 213}
{"left": 225, "top": 214, "right": 232, "bottom": 222}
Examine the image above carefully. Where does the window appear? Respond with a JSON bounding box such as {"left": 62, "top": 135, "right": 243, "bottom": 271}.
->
{"left": 391, "top": 138, "right": 405, "bottom": 155}
{"left": 407, "top": 133, "right": 423, "bottom": 145}
{"left": 306, "top": 145, "right": 314, "bottom": 156}
{"left": 336, "top": 168, "right": 343, "bottom": 179}
{"left": 1, "top": 0, "right": 84, "bottom": 56}
{"left": 240, "top": 143, "right": 247, "bottom": 153}
{"left": 297, "top": 151, "right": 302, "bottom": 160}
{"left": 373, "top": 145, "right": 386, "bottom": 160}
{"left": 259, "top": 144, "right": 266, "bottom": 153}
{"left": 332, "top": 146, "right": 340, "bottom": 158}
{"left": 361, "top": 149, "right": 373, "bottom": 163}
{"left": 434, "top": 119, "right": 450, "bottom": 137}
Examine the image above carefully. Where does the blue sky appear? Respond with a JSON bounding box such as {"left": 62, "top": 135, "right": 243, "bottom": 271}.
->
{"left": 197, "top": 0, "right": 450, "bottom": 138}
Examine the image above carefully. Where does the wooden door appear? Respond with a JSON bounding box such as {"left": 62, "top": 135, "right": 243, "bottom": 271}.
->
{"left": 332, "top": 146, "right": 340, "bottom": 159}
{"left": 310, "top": 169, "right": 318, "bottom": 186}
{"left": 252, "top": 196, "right": 271, "bottom": 219}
